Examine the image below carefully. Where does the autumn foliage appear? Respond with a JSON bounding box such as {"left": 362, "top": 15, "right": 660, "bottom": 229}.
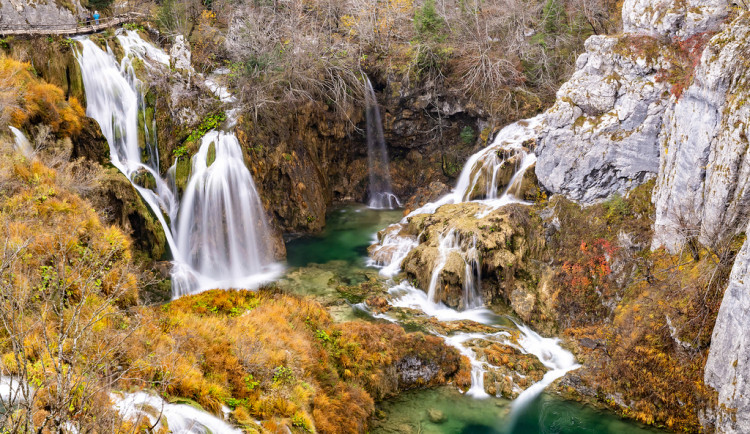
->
{"left": 547, "top": 182, "right": 740, "bottom": 431}
{"left": 123, "top": 289, "right": 465, "bottom": 433}
{"left": 0, "top": 56, "right": 85, "bottom": 137}
{"left": 557, "top": 238, "right": 617, "bottom": 324}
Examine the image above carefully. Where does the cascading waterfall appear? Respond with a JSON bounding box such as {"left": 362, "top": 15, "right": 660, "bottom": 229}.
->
{"left": 426, "top": 229, "right": 482, "bottom": 310}
{"left": 369, "top": 116, "right": 544, "bottom": 277}
{"left": 76, "top": 34, "right": 179, "bottom": 255}
{"left": 171, "top": 129, "right": 281, "bottom": 297}
{"left": 76, "top": 30, "right": 279, "bottom": 297}
{"left": 406, "top": 116, "right": 543, "bottom": 217}
{"left": 364, "top": 77, "right": 400, "bottom": 209}
{"left": 367, "top": 114, "right": 578, "bottom": 409}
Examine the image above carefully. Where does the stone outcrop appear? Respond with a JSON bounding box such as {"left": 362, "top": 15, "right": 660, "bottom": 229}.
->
{"left": 535, "top": 34, "right": 670, "bottom": 202}
{"left": 534, "top": 0, "right": 730, "bottom": 205}
{"left": 622, "top": 0, "right": 728, "bottom": 39}
{"left": 398, "top": 202, "right": 547, "bottom": 314}
{"left": 705, "top": 225, "right": 750, "bottom": 434}
{"left": 653, "top": 17, "right": 750, "bottom": 250}
{"left": 0, "top": 0, "right": 85, "bottom": 28}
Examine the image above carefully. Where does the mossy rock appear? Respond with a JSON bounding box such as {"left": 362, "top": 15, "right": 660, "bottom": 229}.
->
{"left": 92, "top": 168, "right": 168, "bottom": 263}
{"left": 131, "top": 168, "right": 157, "bottom": 190}
{"left": 174, "top": 155, "right": 192, "bottom": 194}
{"left": 8, "top": 36, "right": 87, "bottom": 105}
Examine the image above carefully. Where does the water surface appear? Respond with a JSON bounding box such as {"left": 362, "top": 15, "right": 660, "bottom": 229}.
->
{"left": 372, "top": 387, "right": 663, "bottom": 434}
{"left": 285, "top": 204, "right": 402, "bottom": 267}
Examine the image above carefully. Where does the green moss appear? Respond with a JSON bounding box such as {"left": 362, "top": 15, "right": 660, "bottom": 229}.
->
{"left": 174, "top": 156, "right": 192, "bottom": 193}
{"left": 207, "top": 141, "right": 216, "bottom": 166}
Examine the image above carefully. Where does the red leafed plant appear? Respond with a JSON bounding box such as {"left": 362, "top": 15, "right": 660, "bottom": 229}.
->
{"left": 656, "top": 31, "right": 716, "bottom": 100}
{"left": 557, "top": 238, "right": 618, "bottom": 325}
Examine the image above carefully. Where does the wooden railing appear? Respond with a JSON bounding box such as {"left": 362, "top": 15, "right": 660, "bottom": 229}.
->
{"left": 0, "top": 12, "right": 144, "bottom": 36}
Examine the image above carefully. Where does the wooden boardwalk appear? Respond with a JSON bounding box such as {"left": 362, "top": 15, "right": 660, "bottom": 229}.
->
{"left": 0, "top": 13, "right": 143, "bottom": 36}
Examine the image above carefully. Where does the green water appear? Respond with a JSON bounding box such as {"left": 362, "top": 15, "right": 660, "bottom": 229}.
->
{"left": 285, "top": 204, "right": 403, "bottom": 267}
{"left": 283, "top": 204, "right": 665, "bottom": 434}
{"left": 372, "top": 387, "right": 663, "bottom": 434}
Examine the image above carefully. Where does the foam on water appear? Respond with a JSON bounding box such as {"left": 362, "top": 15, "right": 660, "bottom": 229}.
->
{"left": 112, "top": 391, "right": 244, "bottom": 434}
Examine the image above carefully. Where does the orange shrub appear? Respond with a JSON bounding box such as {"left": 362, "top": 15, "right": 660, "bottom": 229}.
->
{"left": 0, "top": 55, "right": 85, "bottom": 136}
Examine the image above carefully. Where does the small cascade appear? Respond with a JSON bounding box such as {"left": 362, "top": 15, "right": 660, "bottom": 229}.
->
{"left": 370, "top": 115, "right": 545, "bottom": 278}
{"left": 112, "top": 392, "right": 243, "bottom": 434}
{"left": 504, "top": 324, "right": 580, "bottom": 429}
{"left": 367, "top": 114, "right": 577, "bottom": 405}
{"left": 8, "top": 126, "right": 32, "bottom": 157}
{"left": 364, "top": 77, "right": 400, "bottom": 209}
{"left": 367, "top": 224, "right": 419, "bottom": 277}
{"left": 76, "top": 31, "right": 279, "bottom": 298}
{"left": 426, "top": 229, "right": 482, "bottom": 309}
{"left": 406, "top": 116, "right": 543, "bottom": 217}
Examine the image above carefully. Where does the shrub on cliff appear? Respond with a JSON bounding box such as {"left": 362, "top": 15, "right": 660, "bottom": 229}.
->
{"left": 0, "top": 56, "right": 85, "bottom": 137}
{"left": 545, "top": 182, "right": 741, "bottom": 430}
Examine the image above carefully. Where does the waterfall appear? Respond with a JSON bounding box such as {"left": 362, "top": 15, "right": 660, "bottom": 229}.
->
{"left": 426, "top": 229, "right": 482, "bottom": 309}
{"left": 76, "top": 31, "right": 280, "bottom": 298}
{"left": 370, "top": 115, "right": 544, "bottom": 279}
{"left": 364, "top": 77, "right": 400, "bottom": 209}
{"left": 112, "top": 392, "right": 243, "bottom": 434}
{"left": 407, "top": 116, "right": 542, "bottom": 217}
{"left": 504, "top": 324, "right": 579, "bottom": 429}
{"left": 8, "top": 126, "right": 32, "bottom": 157}
{"left": 367, "top": 114, "right": 577, "bottom": 403}
{"left": 171, "top": 129, "right": 280, "bottom": 297}
{"left": 76, "top": 34, "right": 179, "bottom": 257}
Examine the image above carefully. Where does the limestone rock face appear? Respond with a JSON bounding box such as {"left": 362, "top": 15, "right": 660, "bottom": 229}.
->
{"left": 622, "top": 0, "right": 728, "bottom": 39}
{"left": 170, "top": 35, "right": 193, "bottom": 73}
{"left": 535, "top": 35, "right": 670, "bottom": 202}
{"left": 534, "top": 0, "right": 730, "bottom": 205}
{"left": 0, "top": 0, "right": 84, "bottom": 28}
{"left": 705, "top": 224, "right": 750, "bottom": 434}
{"left": 652, "top": 17, "right": 750, "bottom": 250}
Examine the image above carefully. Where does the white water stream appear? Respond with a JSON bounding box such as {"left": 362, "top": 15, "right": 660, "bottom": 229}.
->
{"left": 365, "top": 77, "right": 400, "bottom": 209}
{"left": 76, "top": 31, "right": 279, "bottom": 297}
{"left": 8, "top": 126, "right": 32, "bottom": 157}
{"left": 367, "top": 114, "right": 578, "bottom": 415}
{"left": 112, "top": 392, "right": 243, "bottom": 434}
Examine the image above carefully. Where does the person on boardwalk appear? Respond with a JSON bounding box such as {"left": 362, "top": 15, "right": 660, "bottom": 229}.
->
{"left": 93, "top": 10, "right": 100, "bottom": 25}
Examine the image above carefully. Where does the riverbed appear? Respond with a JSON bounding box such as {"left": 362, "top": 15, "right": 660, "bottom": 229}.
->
{"left": 282, "top": 204, "right": 665, "bottom": 434}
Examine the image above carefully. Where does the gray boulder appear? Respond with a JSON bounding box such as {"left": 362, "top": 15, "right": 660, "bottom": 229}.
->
{"left": 535, "top": 35, "right": 670, "bottom": 202}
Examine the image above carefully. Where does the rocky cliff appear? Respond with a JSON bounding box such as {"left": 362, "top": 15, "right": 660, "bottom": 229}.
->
{"left": 529, "top": 0, "right": 750, "bottom": 431}
{"left": 653, "top": 15, "right": 750, "bottom": 251}
{"left": 0, "top": 0, "right": 85, "bottom": 28}
{"left": 705, "top": 225, "right": 750, "bottom": 433}
{"left": 535, "top": 0, "right": 729, "bottom": 204}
